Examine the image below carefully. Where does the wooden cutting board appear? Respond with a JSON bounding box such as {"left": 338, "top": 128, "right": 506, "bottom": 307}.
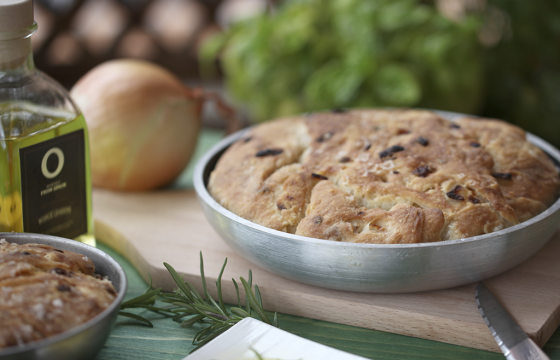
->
{"left": 92, "top": 188, "right": 560, "bottom": 353}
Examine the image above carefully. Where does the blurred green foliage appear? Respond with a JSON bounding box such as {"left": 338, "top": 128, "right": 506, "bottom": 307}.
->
{"left": 201, "top": 0, "right": 483, "bottom": 120}
{"left": 201, "top": 0, "right": 560, "bottom": 149}
{"left": 482, "top": 1, "right": 560, "bottom": 149}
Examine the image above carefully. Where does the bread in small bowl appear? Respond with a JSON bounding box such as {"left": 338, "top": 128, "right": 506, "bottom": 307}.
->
{"left": 0, "top": 239, "right": 118, "bottom": 349}
{"left": 209, "top": 109, "right": 560, "bottom": 244}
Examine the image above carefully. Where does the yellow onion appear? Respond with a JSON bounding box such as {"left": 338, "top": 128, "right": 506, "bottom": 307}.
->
{"left": 71, "top": 59, "right": 202, "bottom": 191}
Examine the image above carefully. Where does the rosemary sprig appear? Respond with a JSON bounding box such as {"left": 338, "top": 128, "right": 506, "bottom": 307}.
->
{"left": 117, "top": 252, "right": 278, "bottom": 353}
{"left": 117, "top": 275, "right": 174, "bottom": 327}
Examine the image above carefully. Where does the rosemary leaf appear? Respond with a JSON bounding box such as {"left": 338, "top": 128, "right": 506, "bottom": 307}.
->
{"left": 120, "top": 289, "right": 161, "bottom": 307}
{"left": 191, "top": 302, "right": 222, "bottom": 315}
{"left": 181, "top": 314, "right": 206, "bottom": 328}
{"left": 240, "top": 277, "right": 271, "bottom": 325}
{"left": 216, "top": 258, "right": 228, "bottom": 314}
{"left": 203, "top": 312, "right": 227, "bottom": 322}
{"left": 245, "top": 270, "right": 253, "bottom": 314}
{"left": 191, "top": 326, "right": 230, "bottom": 353}
{"left": 161, "top": 293, "right": 184, "bottom": 301}
{"left": 254, "top": 284, "right": 263, "bottom": 308}
{"left": 135, "top": 296, "right": 159, "bottom": 305}
{"left": 202, "top": 319, "right": 223, "bottom": 326}
{"left": 161, "top": 299, "right": 183, "bottom": 305}
{"left": 118, "top": 311, "right": 154, "bottom": 327}
{"left": 121, "top": 304, "right": 174, "bottom": 314}
{"left": 207, "top": 294, "right": 227, "bottom": 318}
{"left": 170, "top": 307, "right": 195, "bottom": 313}
{"left": 273, "top": 312, "right": 278, "bottom": 327}
{"left": 190, "top": 307, "right": 228, "bottom": 322}
{"left": 230, "top": 307, "right": 252, "bottom": 318}
{"left": 199, "top": 252, "right": 212, "bottom": 302}
{"left": 147, "top": 274, "right": 153, "bottom": 289}
{"left": 245, "top": 289, "right": 251, "bottom": 313}
{"left": 215, "top": 280, "right": 224, "bottom": 308}
{"left": 232, "top": 279, "right": 242, "bottom": 308}
{"left": 164, "top": 263, "right": 194, "bottom": 302}
{"left": 193, "top": 325, "right": 213, "bottom": 342}
{"left": 170, "top": 308, "right": 189, "bottom": 313}
{"left": 185, "top": 281, "right": 206, "bottom": 303}
{"left": 172, "top": 302, "right": 197, "bottom": 311}
{"left": 136, "top": 306, "right": 175, "bottom": 313}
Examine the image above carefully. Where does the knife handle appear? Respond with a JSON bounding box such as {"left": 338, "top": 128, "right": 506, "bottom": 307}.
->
{"left": 506, "top": 338, "right": 549, "bottom": 360}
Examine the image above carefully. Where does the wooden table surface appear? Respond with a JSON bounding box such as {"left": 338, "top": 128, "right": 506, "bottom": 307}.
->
{"left": 94, "top": 128, "right": 560, "bottom": 360}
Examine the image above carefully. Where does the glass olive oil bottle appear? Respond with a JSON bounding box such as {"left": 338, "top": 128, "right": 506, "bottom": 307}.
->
{"left": 0, "top": 0, "right": 94, "bottom": 245}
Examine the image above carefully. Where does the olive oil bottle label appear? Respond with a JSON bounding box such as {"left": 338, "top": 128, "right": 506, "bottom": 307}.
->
{"left": 19, "top": 129, "right": 87, "bottom": 239}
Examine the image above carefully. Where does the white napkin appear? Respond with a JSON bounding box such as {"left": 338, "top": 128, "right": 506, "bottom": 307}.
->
{"left": 183, "top": 317, "right": 369, "bottom": 360}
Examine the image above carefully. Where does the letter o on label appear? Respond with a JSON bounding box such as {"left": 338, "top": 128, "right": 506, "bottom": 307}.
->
{"left": 41, "top": 147, "right": 64, "bottom": 179}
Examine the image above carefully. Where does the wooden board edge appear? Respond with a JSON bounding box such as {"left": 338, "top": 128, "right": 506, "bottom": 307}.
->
{"left": 535, "top": 299, "right": 560, "bottom": 348}
{"left": 95, "top": 219, "right": 153, "bottom": 285}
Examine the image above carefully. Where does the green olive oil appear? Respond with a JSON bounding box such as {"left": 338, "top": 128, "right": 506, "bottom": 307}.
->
{"left": 0, "top": 102, "right": 94, "bottom": 245}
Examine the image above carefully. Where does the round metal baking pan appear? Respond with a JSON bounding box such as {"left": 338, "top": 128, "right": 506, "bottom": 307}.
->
{"left": 0, "top": 233, "right": 127, "bottom": 360}
{"left": 194, "top": 110, "right": 560, "bottom": 293}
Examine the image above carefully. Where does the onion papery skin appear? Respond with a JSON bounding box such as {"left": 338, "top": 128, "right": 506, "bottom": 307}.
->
{"left": 71, "top": 59, "right": 202, "bottom": 191}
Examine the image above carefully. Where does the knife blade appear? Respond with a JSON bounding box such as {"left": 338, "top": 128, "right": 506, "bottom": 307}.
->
{"left": 475, "top": 282, "right": 549, "bottom": 360}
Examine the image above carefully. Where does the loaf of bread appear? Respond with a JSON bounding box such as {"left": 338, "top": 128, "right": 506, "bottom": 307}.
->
{"left": 0, "top": 239, "right": 117, "bottom": 348}
{"left": 209, "top": 109, "right": 560, "bottom": 243}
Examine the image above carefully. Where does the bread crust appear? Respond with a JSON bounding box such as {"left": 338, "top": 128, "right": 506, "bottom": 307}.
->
{"left": 209, "top": 109, "right": 560, "bottom": 243}
{"left": 0, "top": 240, "right": 117, "bottom": 348}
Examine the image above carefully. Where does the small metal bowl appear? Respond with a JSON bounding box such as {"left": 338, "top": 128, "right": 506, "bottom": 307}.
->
{"left": 194, "top": 111, "right": 560, "bottom": 293}
{"left": 0, "top": 233, "right": 127, "bottom": 360}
